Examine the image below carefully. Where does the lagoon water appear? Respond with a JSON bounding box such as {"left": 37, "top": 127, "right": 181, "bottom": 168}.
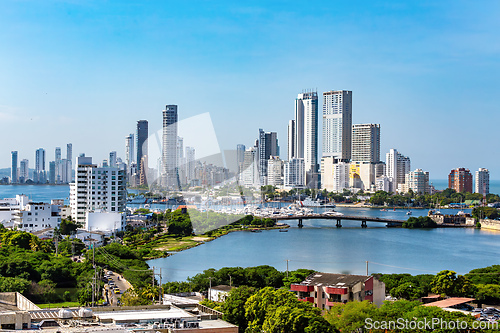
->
{"left": 2, "top": 184, "right": 499, "bottom": 282}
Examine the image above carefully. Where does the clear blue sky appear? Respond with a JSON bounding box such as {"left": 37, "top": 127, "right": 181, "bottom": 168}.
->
{"left": 1, "top": 0, "right": 499, "bottom": 179}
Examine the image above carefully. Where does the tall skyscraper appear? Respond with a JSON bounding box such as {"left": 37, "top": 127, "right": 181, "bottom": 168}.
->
{"left": 185, "top": 146, "right": 196, "bottom": 184}
{"left": 322, "top": 90, "right": 352, "bottom": 161}
{"left": 55, "top": 147, "right": 61, "bottom": 182}
{"left": 125, "top": 134, "right": 134, "bottom": 168}
{"left": 386, "top": 148, "right": 410, "bottom": 192}
{"left": 109, "top": 151, "right": 117, "bottom": 168}
{"left": 351, "top": 124, "right": 381, "bottom": 163}
{"left": 11, "top": 151, "right": 18, "bottom": 184}
{"left": 294, "top": 92, "right": 318, "bottom": 175}
{"left": 162, "top": 105, "right": 178, "bottom": 189}
{"left": 67, "top": 143, "right": 73, "bottom": 183}
{"left": 20, "top": 159, "right": 29, "bottom": 183}
{"left": 49, "top": 161, "right": 56, "bottom": 184}
{"left": 449, "top": 168, "right": 473, "bottom": 193}
{"left": 236, "top": 144, "right": 246, "bottom": 176}
{"left": 258, "top": 129, "right": 279, "bottom": 185}
{"left": 475, "top": 168, "right": 490, "bottom": 196}
{"left": 136, "top": 120, "right": 148, "bottom": 183}
{"left": 287, "top": 120, "right": 295, "bottom": 160}
{"left": 35, "top": 148, "right": 46, "bottom": 183}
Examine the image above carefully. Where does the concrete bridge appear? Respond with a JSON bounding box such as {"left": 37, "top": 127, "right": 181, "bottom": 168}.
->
{"left": 271, "top": 214, "right": 406, "bottom": 228}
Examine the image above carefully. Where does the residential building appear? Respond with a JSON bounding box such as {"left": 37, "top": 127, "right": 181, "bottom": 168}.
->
{"left": 258, "top": 129, "right": 279, "bottom": 185}
{"left": 385, "top": 149, "right": 410, "bottom": 192}
{"left": 320, "top": 157, "right": 349, "bottom": 193}
{"left": 35, "top": 148, "right": 46, "bottom": 183}
{"left": 351, "top": 124, "right": 380, "bottom": 163}
{"left": 162, "top": 105, "right": 179, "bottom": 189}
{"left": 290, "top": 273, "right": 386, "bottom": 309}
{"left": 399, "top": 169, "right": 430, "bottom": 194}
{"left": 236, "top": 144, "right": 245, "bottom": 175}
{"left": 136, "top": 120, "right": 148, "bottom": 182}
{"left": 209, "top": 285, "right": 235, "bottom": 302}
{"left": 11, "top": 151, "right": 18, "bottom": 184}
{"left": 294, "top": 91, "right": 319, "bottom": 177}
{"left": 475, "top": 168, "right": 490, "bottom": 196}
{"left": 448, "top": 168, "right": 473, "bottom": 193}
{"left": 267, "top": 156, "right": 283, "bottom": 186}
{"left": 69, "top": 155, "right": 126, "bottom": 232}
{"left": 284, "top": 158, "right": 305, "bottom": 189}
{"left": 376, "top": 175, "right": 392, "bottom": 192}
{"left": 12, "top": 202, "right": 62, "bottom": 233}
{"left": 0, "top": 195, "right": 29, "bottom": 227}
{"left": 322, "top": 90, "right": 352, "bottom": 161}
{"left": 66, "top": 143, "right": 73, "bottom": 182}
{"left": 19, "top": 159, "right": 29, "bottom": 183}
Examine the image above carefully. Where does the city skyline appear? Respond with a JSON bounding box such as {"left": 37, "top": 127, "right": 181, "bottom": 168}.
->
{"left": 1, "top": 1, "right": 499, "bottom": 179}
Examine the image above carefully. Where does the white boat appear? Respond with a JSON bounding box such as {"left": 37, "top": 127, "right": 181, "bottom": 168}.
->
{"left": 297, "top": 197, "right": 336, "bottom": 208}
{"left": 322, "top": 210, "right": 344, "bottom": 216}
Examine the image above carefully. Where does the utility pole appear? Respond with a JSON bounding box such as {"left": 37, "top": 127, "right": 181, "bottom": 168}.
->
{"left": 229, "top": 275, "right": 232, "bottom": 287}
{"left": 366, "top": 261, "right": 369, "bottom": 276}
{"left": 92, "top": 241, "right": 96, "bottom": 307}
{"left": 285, "top": 259, "right": 289, "bottom": 278}
{"left": 208, "top": 277, "right": 212, "bottom": 301}
{"left": 159, "top": 268, "right": 162, "bottom": 304}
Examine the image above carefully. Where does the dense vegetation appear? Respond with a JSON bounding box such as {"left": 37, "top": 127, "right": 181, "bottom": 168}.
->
{"left": 402, "top": 216, "right": 437, "bottom": 228}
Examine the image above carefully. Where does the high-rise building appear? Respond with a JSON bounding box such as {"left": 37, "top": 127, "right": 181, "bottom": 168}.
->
{"left": 322, "top": 90, "right": 352, "bottom": 161}
{"left": 284, "top": 158, "right": 305, "bottom": 188}
{"left": 162, "top": 105, "right": 178, "bottom": 189}
{"left": 258, "top": 129, "right": 279, "bottom": 185}
{"left": 11, "top": 151, "right": 18, "bottom": 184}
{"left": 267, "top": 156, "right": 283, "bottom": 186}
{"left": 109, "top": 151, "right": 117, "bottom": 168}
{"left": 294, "top": 92, "right": 318, "bottom": 175}
{"left": 287, "top": 120, "right": 295, "bottom": 160}
{"left": 236, "top": 144, "right": 246, "bottom": 176}
{"left": 69, "top": 155, "right": 126, "bottom": 231}
{"left": 136, "top": 120, "right": 148, "bottom": 180}
{"left": 125, "top": 134, "right": 134, "bottom": 170}
{"left": 475, "top": 168, "right": 490, "bottom": 196}
{"left": 19, "top": 159, "right": 29, "bottom": 183}
{"left": 35, "top": 148, "right": 46, "bottom": 183}
{"left": 400, "top": 169, "right": 430, "bottom": 194}
{"left": 185, "top": 146, "right": 196, "bottom": 185}
{"left": 386, "top": 149, "right": 410, "bottom": 192}
{"left": 449, "top": 168, "right": 473, "bottom": 193}
{"left": 66, "top": 143, "right": 73, "bottom": 182}
{"left": 55, "top": 147, "right": 61, "bottom": 182}
{"left": 49, "top": 161, "right": 56, "bottom": 184}
{"left": 352, "top": 124, "right": 380, "bottom": 163}
{"left": 241, "top": 146, "right": 259, "bottom": 188}
{"left": 320, "top": 157, "right": 349, "bottom": 193}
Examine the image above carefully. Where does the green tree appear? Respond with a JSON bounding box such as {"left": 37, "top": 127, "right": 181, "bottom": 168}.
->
{"left": 326, "top": 301, "right": 377, "bottom": 333}
{"left": 59, "top": 219, "right": 80, "bottom": 235}
{"left": 221, "top": 286, "right": 255, "bottom": 332}
{"left": 430, "top": 270, "right": 476, "bottom": 297}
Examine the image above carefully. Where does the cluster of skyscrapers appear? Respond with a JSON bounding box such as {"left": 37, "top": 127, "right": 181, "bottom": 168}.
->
{"left": 237, "top": 90, "right": 491, "bottom": 196}
{"left": 9, "top": 144, "right": 73, "bottom": 184}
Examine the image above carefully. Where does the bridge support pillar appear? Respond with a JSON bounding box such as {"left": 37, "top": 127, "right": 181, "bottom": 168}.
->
{"left": 298, "top": 219, "right": 303, "bottom": 228}
{"left": 361, "top": 220, "right": 367, "bottom": 228}
{"left": 336, "top": 219, "right": 342, "bottom": 228}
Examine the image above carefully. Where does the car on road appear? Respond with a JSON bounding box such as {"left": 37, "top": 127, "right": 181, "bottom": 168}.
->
{"left": 108, "top": 281, "right": 115, "bottom": 287}
{"left": 114, "top": 288, "right": 121, "bottom": 294}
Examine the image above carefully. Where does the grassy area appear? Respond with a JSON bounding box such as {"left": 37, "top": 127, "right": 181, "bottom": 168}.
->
{"left": 154, "top": 235, "right": 209, "bottom": 251}
{"left": 37, "top": 302, "right": 80, "bottom": 309}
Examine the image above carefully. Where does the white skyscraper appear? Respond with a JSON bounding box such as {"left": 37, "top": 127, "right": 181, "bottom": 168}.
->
{"left": 125, "top": 133, "right": 134, "bottom": 176}
{"left": 322, "top": 90, "right": 352, "bottom": 161}
{"left": 400, "top": 169, "right": 430, "bottom": 195}
{"left": 287, "top": 119, "right": 295, "bottom": 160}
{"left": 70, "top": 156, "right": 126, "bottom": 231}
{"left": 19, "top": 159, "right": 29, "bottom": 183}
{"left": 386, "top": 148, "right": 410, "bottom": 192}
{"left": 267, "top": 156, "right": 283, "bottom": 186}
{"left": 162, "top": 105, "right": 178, "bottom": 189}
{"left": 55, "top": 147, "right": 61, "bottom": 183}
{"left": 294, "top": 92, "right": 318, "bottom": 174}
{"left": 109, "top": 151, "right": 117, "bottom": 168}
{"left": 475, "top": 168, "right": 490, "bottom": 196}
{"left": 185, "top": 146, "right": 196, "bottom": 184}
{"left": 35, "top": 148, "right": 46, "bottom": 183}
{"left": 352, "top": 124, "right": 380, "bottom": 163}
{"left": 284, "top": 158, "right": 305, "bottom": 188}
{"left": 241, "top": 146, "right": 260, "bottom": 188}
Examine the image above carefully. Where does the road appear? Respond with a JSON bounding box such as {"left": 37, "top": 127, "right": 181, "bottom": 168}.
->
{"left": 103, "top": 270, "right": 132, "bottom": 306}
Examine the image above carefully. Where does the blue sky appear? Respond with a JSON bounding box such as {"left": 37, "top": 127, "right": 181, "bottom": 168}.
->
{"left": 1, "top": 0, "right": 499, "bottom": 179}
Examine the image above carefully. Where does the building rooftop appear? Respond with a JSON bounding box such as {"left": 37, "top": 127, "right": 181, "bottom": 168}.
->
{"left": 212, "top": 285, "right": 234, "bottom": 292}
{"left": 298, "top": 273, "right": 370, "bottom": 288}
{"left": 423, "top": 297, "right": 475, "bottom": 308}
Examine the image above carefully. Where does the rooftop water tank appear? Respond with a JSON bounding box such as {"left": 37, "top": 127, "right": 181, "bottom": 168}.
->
{"left": 58, "top": 309, "right": 73, "bottom": 319}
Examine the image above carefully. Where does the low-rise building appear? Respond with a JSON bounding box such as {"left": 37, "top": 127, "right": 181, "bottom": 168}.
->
{"left": 290, "top": 272, "right": 385, "bottom": 310}
{"left": 209, "top": 285, "right": 234, "bottom": 302}
{"left": 12, "top": 202, "right": 61, "bottom": 232}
